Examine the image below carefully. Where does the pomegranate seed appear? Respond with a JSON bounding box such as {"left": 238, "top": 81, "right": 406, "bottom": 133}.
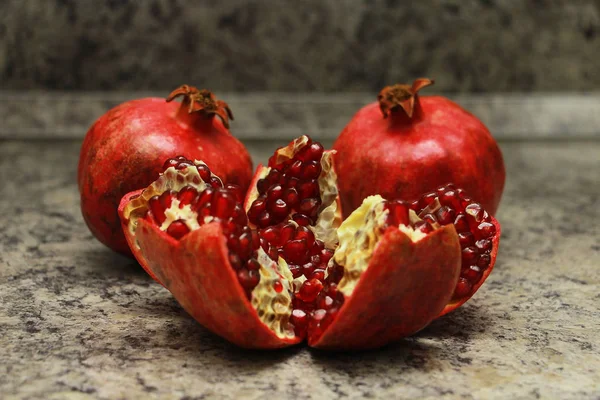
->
{"left": 311, "top": 240, "right": 325, "bottom": 255}
{"left": 476, "top": 222, "right": 496, "bottom": 240}
{"left": 458, "top": 232, "right": 474, "bottom": 247}
{"left": 439, "top": 190, "right": 461, "bottom": 210}
{"left": 283, "top": 188, "right": 300, "bottom": 207}
{"left": 238, "top": 233, "right": 253, "bottom": 260}
{"left": 283, "top": 239, "right": 307, "bottom": 264}
{"left": 257, "top": 178, "right": 270, "bottom": 194}
{"left": 422, "top": 213, "right": 437, "bottom": 225}
{"left": 247, "top": 258, "right": 261, "bottom": 271}
{"left": 463, "top": 265, "right": 482, "bottom": 281}
{"left": 270, "top": 199, "right": 289, "bottom": 219}
{"left": 286, "top": 177, "right": 300, "bottom": 189}
{"left": 291, "top": 309, "right": 308, "bottom": 336}
{"left": 454, "top": 278, "right": 472, "bottom": 299}
{"left": 292, "top": 213, "right": 311, "bottom": 226}
{"left": 298, "top": 180, "right": 319, "bottom": 200}
{"left": 298, "top": 278, "right": 324, "bottom": 303}
{"left": 238, "top": 269, "right": 260, "bottom": 291}
{"left": 229, "top": 253, "right": 242, "bottom": 269}
{"left": 477, "top": 254, "right": 491, "bottom": 269}
{"left": 196, "top": 164, "right": 212, "bottom": 182}
{"left": 288, "top": 160, "right": 303, "bottom": 178}
{"left": 280, "top": 223, "right": 296, "bottom": 243}
{"left": 266, "top": 169, "right": 282, "bottom": 184}
{"left": 273, "top": 281, "right": 283, "bottom": 293}
{"left": 177, "top": 186, "right": 198, "bottom": 206}
{"left": 462, "top": 246, "right": 479, "bottom": 268}
{"left": 465, "top": 203, "right": 485, "bottom": 223}
{"left": 413, "top": 220, "right": 433, "bottom": 234}
{"left": 257, "top": 211, "right": 272, "bottom": 228}
{"left": 299, "top": 198, "right": 320, "bottom": 218}
{"left": 311, "top": 268, "right": 326, "bottom": 281}
{"left": 294, "top": 226, "right": 315, "bottom": 248}
{"left": 225, "top": 184, "right": 243, "bottom": 202}
{"left": 288, "top": 264, "right": 302, "bottom": 278}
{"left": 175, "top": 161, "right": 193, "bottom": 170}
{"left": 454, "top": 213, "right": 469, "bottom": 232}
{"left": 149, "top": 196, "right": 166, "bottom": 224}
{"left": 163, "top": 157, "right": 180, "bottom": 170}
{"left": 247, "top": 198, "right": 267, "bottom": 224}
{"left": 212, "top": 189, "right": 236, "bottom": 219}
{"left": 261, "top": 226, "right": 281, "bottom": 245}
{"left": 386, "top": 200, "right": 410, "bottom": 226}
{"left": 418, "top": 191, "right": 438, "bottom": 209}
{"left": 267, "top": 185, "right": 284, "bottom": 201}
{"left": 301, "top": 263, "right": 315, "bottom": 277}
{"left": 159, "top": 191, "right": 174, "bottom": 211}
{"left": 475, "top": 239, "right": 492, "bottom": 252}
{"left": 306, "top": 142, "right": 324, "bottom": 161}
{"left": 302, "top": 161, "right": 321, "bottom": 180}
{"left": 435, "top": 206, "right": 456, "bottom": 225}
{"left": 166, "top": 220, "right": 190, "bottom": 239}
{"left": 321, "top": 249, "right": 334, "bottom": 265}
{"left": 209, "top": 177, "right": 222, "bottom": 189}
{"left": 227, "top": 235, "right": 240, "bottom": 253}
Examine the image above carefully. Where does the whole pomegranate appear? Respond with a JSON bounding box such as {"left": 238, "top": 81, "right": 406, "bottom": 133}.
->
{"left": 78, "top": 85, "right": 253, "bottom": 256}
{"left": 333, "top": 78, "right": 505, "bottom": 218}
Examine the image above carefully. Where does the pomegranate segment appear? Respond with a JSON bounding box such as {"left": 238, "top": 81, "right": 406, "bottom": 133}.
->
{"left": 245, "top": 136, "right": 341, "bottom": 248}
{"left": 121, "top": 157, "right": 262, "bottom": 297}
{"left": 408, "top": 183, "right": 501, "bottom": 313}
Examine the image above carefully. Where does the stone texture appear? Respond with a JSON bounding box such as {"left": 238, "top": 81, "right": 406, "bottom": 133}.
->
{"left": 2, "top": 91, "right": 600, "bottom": 140}
{"left": 1, "top": 139, "right": 599, "bottom": 399}
{"left": 1, "top": 0, "right": 599, "bottom": 92}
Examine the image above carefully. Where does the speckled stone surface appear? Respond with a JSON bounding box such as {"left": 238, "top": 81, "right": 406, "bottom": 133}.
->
{"left": 1, "top": 0, "right": 599, "bottom": 92}
{"left": 2, "top": 92, "right": 600, "bottom": 140}
{"left": 0, "top": 139, "right": 599, "bottom": 399}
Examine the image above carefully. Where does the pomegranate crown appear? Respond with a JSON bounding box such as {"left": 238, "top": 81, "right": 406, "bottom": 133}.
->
{"left": 378, "top": 78, "right": 434, "bottom": 119}
{"left": 166, "top": 85, "right": 234, "bottom": 128}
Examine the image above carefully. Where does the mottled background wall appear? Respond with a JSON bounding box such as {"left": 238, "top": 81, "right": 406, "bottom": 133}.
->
{"left": 1, "top": 0, "right": 599, "bottom": 92}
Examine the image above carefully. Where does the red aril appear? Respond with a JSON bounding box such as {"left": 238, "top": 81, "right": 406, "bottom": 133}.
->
{"left": 79, "top": 85, "right": 253, "bottom": 256}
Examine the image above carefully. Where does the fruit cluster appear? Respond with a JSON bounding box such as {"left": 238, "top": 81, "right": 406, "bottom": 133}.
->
{"left": 82, "top": 79, "right": 504, "bottom": 350}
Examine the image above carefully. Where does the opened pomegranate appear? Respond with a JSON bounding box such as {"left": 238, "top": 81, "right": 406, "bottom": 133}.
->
{"left": 78, "top": 85, "right": 253, "bottom": 256}
{"left": 120, "top": 137, "right": 501, "bottom": 350}
{"left": 333, "top": 78, "right": 505, "bottom": 218}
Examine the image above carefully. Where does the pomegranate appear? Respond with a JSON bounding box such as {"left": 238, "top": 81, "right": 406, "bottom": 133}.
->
{"left": 333, "top": 78, "right": 505, "bottom": 218}
{"left": 78, "top": 85, "right": 253, "bottom": 256}
{"left": 119, "top": 137, "right": 501, "bottom": 350}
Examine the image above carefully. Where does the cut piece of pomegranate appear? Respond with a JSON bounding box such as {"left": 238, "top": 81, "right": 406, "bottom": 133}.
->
{"left": 407, "top": 183, "right": 501, "bottom": 316}
{"left": 120, "top": 139, "right": 499, "bottom": 351}
{"left": 119, "top": 157, "right": 301, "bottom": 349}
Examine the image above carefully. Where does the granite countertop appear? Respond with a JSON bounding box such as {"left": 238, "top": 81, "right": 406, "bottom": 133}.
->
{"left": 1, "top": 136, "right": 599, "bottom": 398}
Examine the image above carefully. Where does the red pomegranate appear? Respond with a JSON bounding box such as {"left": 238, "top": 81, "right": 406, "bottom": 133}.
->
{"left": 119, "top": 137, "right": 501, "bottom": 350}
{"left": 333, "top": 78, "right": 505, "bottom": 218}
{"left": 78, "top": 85, "right": 253, "bottom": 256}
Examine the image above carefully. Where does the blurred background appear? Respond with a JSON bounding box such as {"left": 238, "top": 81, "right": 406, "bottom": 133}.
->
{"left": 1, "top": 0, "right": 598, "bottom": 92}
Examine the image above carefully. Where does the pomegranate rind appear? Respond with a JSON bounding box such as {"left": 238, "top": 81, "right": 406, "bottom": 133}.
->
{"left": 310, "top": 224, "right": 461, "bottom": 350}
{"left": 119, "top": 189, "right": 164, "bottom": 285}
{"left": 438, "top": 216, "right": 501, "bottom": 316}
{"left": 132, "top": 218, "right": 301, "bottom": 349}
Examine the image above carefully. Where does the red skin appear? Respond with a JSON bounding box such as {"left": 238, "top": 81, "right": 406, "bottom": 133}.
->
{"left": 119, "top": 189, "right": 461, "bottom": 350}
{"left": 333, "top": 92, "right": 505, "bottom": 218}
{"left": 78, "top": 97, "right": 253, "bottom": 256}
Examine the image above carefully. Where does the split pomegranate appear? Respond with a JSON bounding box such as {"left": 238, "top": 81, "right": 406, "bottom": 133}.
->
{"left": 119, "top": 137, "right": 501, "bottom": 350}
{"left": 78, "top": 85, "right": 253, "bottom": 256}
{"left": 333, "top": 78, "right": 505, "bottom": 218}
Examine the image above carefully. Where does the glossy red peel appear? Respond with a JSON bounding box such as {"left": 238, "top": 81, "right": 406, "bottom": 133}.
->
{"left": 311, "top": 225, "right": 460, "bottom": 349}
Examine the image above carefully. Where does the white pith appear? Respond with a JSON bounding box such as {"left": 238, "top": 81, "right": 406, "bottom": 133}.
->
{"left": 122, "top": 161, "right": 217, "bottom": 237}
{"left": 251, "top": 249, "right": 296, "bottom": 339}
